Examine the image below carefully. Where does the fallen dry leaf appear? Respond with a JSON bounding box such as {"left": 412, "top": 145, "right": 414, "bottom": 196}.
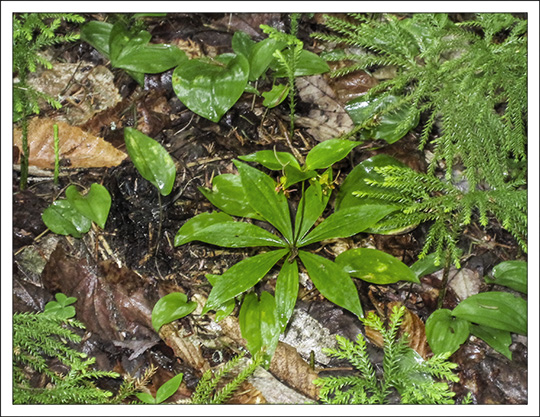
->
{"left": 13, "top": 118, "right": 126, "bottom": 169}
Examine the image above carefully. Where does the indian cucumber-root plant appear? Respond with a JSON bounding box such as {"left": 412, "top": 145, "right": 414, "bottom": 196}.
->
{"left": 174, "top": 140, "right": 421, "bottom": 365}
{"left": 13, "top": 13, "right": 85, "bottom": 189}
{"left": 314, "top": 305, "right": 466, "bottom": 405}
{"left": 313, "top": 13, "right": 528, "bottom": 267}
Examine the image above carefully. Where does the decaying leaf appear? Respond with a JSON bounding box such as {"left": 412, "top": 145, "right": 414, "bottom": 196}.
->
{"left": 295, "top": 75, "right": 354, "bottom": 141}
{"left": 327, "top": 70, "right": 379, "bottom": 104}
{"left": 13, "top": 118, "right": 127, "bottom": 169}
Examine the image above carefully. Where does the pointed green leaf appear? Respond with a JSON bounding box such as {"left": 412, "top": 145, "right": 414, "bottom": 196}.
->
{"left": 299, "top": 251, "right": 363, "bottom": 318}
{"left": 281, "top": 164, "right": 317, "bottom": 189}
{"left": 203, "top": 249, "right": 288, "bottom": 314}
{"left": 410, "top": 252, "right": 444, "bottom": 278}
{"left": 135, "top": 392, "right": 156, "bottom": 404}
{"left": 470, "top": 323, "right": 513, "bottom": 360}
{"left": 486, "top": 260, "right": 527, "bottom": 294}
{"left": 175, "top": 211, "right": 233, "bottom": 246}
{"left": 239, "top": 150, "right": 300, "bottom": 171}
{"left": 336, "top": 248, "right": 420, "bottom": 284}
{"left": 304, "top": 139, "right": 359, "bottom": 171}
{"left": 272, "top": 49, "right": 330, "bottom": 77}
{"left": 172, "top": 53, "right": 249, "bottom": 122}
{"left": 425, "top": 309, "right": 470, "bottom": 355}
{"left": 239, "top": 293, "right": 262, "bottom": 355}
{"left": 294, "top": 173, "right": 332, "bottom": 242}
{"left": 248, "top": 38, "right": 286, "bottom": 81}
{"left": 65, "top": 183, "right": 111, "bottom": 229}
{"left": 151, "top": 292, "right": 197, "bottom": 333}
{"left": 299, "top": 204, "right": 397, "bottom": 247}
{"left": 199, "top": 174, "right": 263, "bottom": 220}
{"left": 114, "top": 42, "right": 187, "bottom": 74}
{"left": 155, "top": 373, "right": 184, "bottom": 404}
{"left": 262, "top": 83, "right": 290, "bottom": 108}
{"left": 42, "top": 200, "right": 92, "bottom": 238}
{"left": 234, "top": 160, "right": 293, "bottom": 242}
{"left": 205, "top": 274, "right": 236, "bottom": 321}
{"left": 231, "top": 30, "right": 255, "bottom": 59}
{"left": 275, "top": 259, "right": 299, "bottom": 331}
{"left": 81, "top": 21, "right": 113, "bottom": 57}
{"left": 124, "top": 127, "right": 176, "bottom": 196}
{"left": 177, "top": 221, "right": 286, "bottom": 248}
{"left": 452, "top": 292, "right": 527, "bottom": 335}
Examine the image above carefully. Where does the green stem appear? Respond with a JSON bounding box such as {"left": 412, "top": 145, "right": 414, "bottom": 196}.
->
{"left": 155, "top": 190, "right": 163, "bottom": 257}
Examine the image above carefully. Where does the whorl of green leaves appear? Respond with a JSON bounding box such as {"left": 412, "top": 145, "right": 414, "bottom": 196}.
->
{"left": 314, "top": 305, "right": 460, "bottom": 404}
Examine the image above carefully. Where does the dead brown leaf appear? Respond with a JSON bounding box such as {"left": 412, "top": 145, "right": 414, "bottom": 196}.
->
{"left": 13, "top": 118, "right": 126, "bottom": 169}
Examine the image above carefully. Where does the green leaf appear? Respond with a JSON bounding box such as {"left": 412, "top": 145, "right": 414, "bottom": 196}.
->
{"left": 42, "top": 200, "right": 92, "bottom": 238}
{"left": 135, "top": 392, "right": 156, "bottom": 404}
{"left": 43, "top": 293, "right": 77, "bottom": 320}
{"left": 410, "top": 252, "right": 444, "bottom": 278}
{"left": 203, "top": 249, "right": 288, "bottom": 314}
{"left": 175, "top": 211, "right": 233, "bottom": 246}
{"left": 206, "top": 274, "right": 236, "bottom": 321}
{"left": 281, "top": 165, "right": 318, "bottom": 189}
{"left": 116, "top": 43, "right": 187, "bottom": 74}
{"left": 425, "top": 309, "right": 470, "bottom": 355}
{"left": 124, "top": 127, "right": 176, "bottom": 196}
{"left": 151, "top": 292, "right": 197, "bottom": 333}
{"left": 234, "top": 160, "right": 293, "bottom": 242}
{"left": 298, "top": 204, "right": 397, "bottom": 247}
{"left": 262, "top": 83, "right": 290, "bottom": 108}
{"left": 80, "top": 21, "right": 113, "bottom": 57}
{"left": 172, "top": 53, "right": 249, "bottom": 122}
{"left": 275, "top": 259, "right": 299, "bottom": 331}
{"left": 175, "top": 221, "right": 287, "bottom": 248}
{"left": 299, "top": 250, "right": 363, "bottom": 318}
{"left": 272, "top": 49, "right": 330, "bottom": 77}
{"left": 155, "top": 373, "right": 184, "bottom": 404}
{"left": 65, "top": 183, "right": 111, "bottom": 229}
{"left": 452, "top": 292, "right": 527, "bottom": 335}
{"left": 248, "top": 38, "right": 286, "bottom": 81}
{"left": 294, "top": 173, "right": 332, "bottom": 242}
{"left": 304, "top": 139, "right": 359, "bottom": 171}
{"left": 470, "top": 324, "right": 513, "bottom": 360}
{"left": 486, "top": 260, "right": 527, "bottom": 294}
{"left": 239, "top": 150, "right": 300, "bottom": 171}
{"left": 335, "top": 248, "right": 420, "bottom": 284}
{"left": 231, "top": 30, "right": 255, "bottom": 59}
{"left": 199, "top": 174, "right": 263, "bottom": 220}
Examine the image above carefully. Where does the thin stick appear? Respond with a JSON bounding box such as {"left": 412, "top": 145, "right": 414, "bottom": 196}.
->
{"left": 53, "top": 123, "right": 60, "bottom": 185}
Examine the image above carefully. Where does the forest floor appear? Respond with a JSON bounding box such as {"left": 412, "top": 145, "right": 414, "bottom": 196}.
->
{"left": 11, "top": 13, "right": 528, "bottom": 405}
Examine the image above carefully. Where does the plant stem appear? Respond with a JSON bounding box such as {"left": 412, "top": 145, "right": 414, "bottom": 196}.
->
{"left": 155, "top": 190, "right": 164, "bottom": 257}
{"left": 437, "top": 250, "right": 453, "bottom": 309}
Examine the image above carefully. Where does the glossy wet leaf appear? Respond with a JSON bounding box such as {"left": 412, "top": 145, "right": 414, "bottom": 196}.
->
{"left": 172, "top": 53, "right": 249, "bottom": 122}
{"left": 336, "top": 248, "right": 420, "bottom": 284}
{"left": 175, "top": 221, "right": 286, "bottom": 248}
{"left": 206, "top": 274, "right": 236, "bottom": 321}
{"left": 175, "top": 211, "right": 233, "bottom": 246}
{"left": 199, "top": 174, "right": 263, "bottom": 220}
{"left": 425, "top": 309, "right": 470, "bottom": 355}
{"left": 239, "top": 150, "right": 300, "bottom": 171}
{"left": 155, "top": 373, "right": 184, "bottom": 404}
{"left": 80, "top": 21, "right": 113, "bottom": 57}
{"left": 65, "top": 183, "right": 111, "bottom": 229}
{"left": 202, "top": 249, "right": 288, "bottom": 314}
{"left": 298, "top": 204, "right": 397, "bottom": 247}
{"left": 151, "top": 292, "right": 197, "bottom": 333}
{"left": 299, "top": 250, "right": 363, "bottom": 318}
{"left": 304, "top": 139, "right": 359, "bottom": 171}
{"left": 294, "top": 172, "right": 332, "bottom": 242}
{"left": 410, "top": 252, "right": 444, "bottom": 278}
{"left": 262, "top": 83, "right": 290, "bottom": 108}
{"left": 234, "top": 160, "right": 293, "bottom": 242}
{"left": 470, "top": 323, "right": 513, "bottom": 360}
{"left": 272, "top": 49, "right": 330, "bottom": 77}
{"left": 281, "top": 165, "right": 318, "bottom": 189}
{"left": 452, "top": 292, "right": 527, "bottom": 335}
{"left": 124, "top": 127, "right": 176, "bottom": 196}
{"left": 42, "top": 200, "right": 92, "bottom": 238}
{"left": 485, "top": 260, "right": 527, "bottom": 294}
{"left": 274, "top": 259, "right": 299, "bottom": 331}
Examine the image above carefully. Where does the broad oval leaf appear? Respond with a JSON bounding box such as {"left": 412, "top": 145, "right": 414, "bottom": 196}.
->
{"left": 231, "top": 30, "right": 255, "bottom": 59}
{"left": 135, "top": 392, "right": 156, "bottom": 404}
{"left": 262, "top": 83, "right": 290, "bottom": 108}
{"left": 248, "top": 38, "right": 286, "bottom": 81}
{"left": 272, "top": 49, "right": 330, "bottom": 77}
{"left": 452, "top": 292, "right": 527, "bottom": 335}
{"left": 155, "top": 373, "right": 184, "bottom": 404}
{"left": 282, "top": 164, "right": 317, "bottom": 189}
{"left": 205, "top": 274, "right": 236, "bottom": 321}
{"left": 470, "top": 323, "right": 513, "bottom": 360}
{"left": 298, "top": 204, "right": 397, "bottom": 247}
{"left": 199, "top": 174, "right": 263, "bottom": 220}
{"left": 151, "top": 292, "right": 197, "bottom": 333}
{"left": 176, "top": 221, "right": 287, "bottom": 248}
{"left": 65, "top": 183, "right": 111, "bottom": 229}
{"left": 336, "top": 248, "right": 420, "bottom": 284}
{"left": 304, "top": 139, "right": 359, "bottom": 171}
{"left": 234, "top": 160, "right": 293, "bottom": 242}
{"left": 486, "top": 260, "right": 527, "bottom": 294}
{"left": 172, "top": 54, "right": 249, "bottom": 122}
{"left": 124, "top": 127, "right": 176, "bottom": 196}
{"left": 425, "top": 309, "right": 470, "bottom": 355}
{"left": 275, "top": 259, "right": 299, "bottom": 331}
{"left": 203, "top": 249, "right": 288, "bottom": 314}
{"left": 81, "top": 21, "right": 113, "bottom": 57}
{"left": 239, "top": 150, "right": 300, "bottom": 171}
{"left": 410, "top": 252, "right": 444, "bottom": 278}
{"left": 299, "top": 250, "right": 363, "bottom": 318}
{"left": 114, "top": 43, "right": 187, "bottom": 74}
{"left": 175, "top": 211, "right": 233, "bottom": 246}
{"left": 42, "top": 200, "right": 92, "bottom": 238}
